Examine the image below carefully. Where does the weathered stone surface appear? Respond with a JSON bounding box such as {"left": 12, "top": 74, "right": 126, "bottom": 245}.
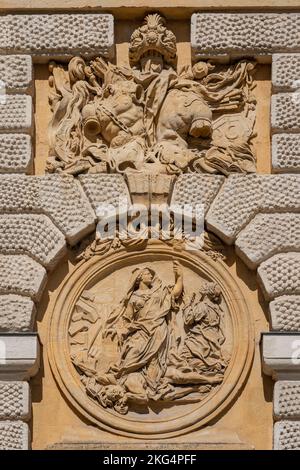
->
{"left": 79, "top": 174, "right": 131, "bottom": 217}
{"left": 272, "top": 54, "right": 300, "bottom": 92}
{"left": 271, "top": 93, "right": 300, "bottom": 133}
{"left": 0, "top": 134, "right": 32, "bottom": 174}
{"left": 258, "top": 253, "right": 300, "bottom": 301}
{"left": 0, "top": 95, "right": 32, "bottom": 133}
{"left": 0, "top": 382, "right": 30, "bottom": 420}
{"left": 0, "top": 255, "right": 46, "bottom": 301}
{"left": 0, "top": 175, "right": 95, "bottom": 244}
{"left": 191, "top": 13, "right": 300, "bottom": 58}
{"left": 0, "top": 421, "right": 29, "bottom": 450}
{"left": 0, "top": 294, "right": 35, "bottom": 331}
{"left": 269, "top": 296, "right": 300, "bottom": 331}
{"left": 0, "top": 214, "right": 66, "bottom": 269}
{"left": 236, "top": 213, "right": 300, "bottom": 269}
{"left": 206, "top": 175, "right": 300, "bottom": 244}
{"left": 0, "top": 14, "right": 114, "bottom": 61}
{"left": 171, "top": 174, "right": 224, "bottom": 214}
{"left": 274, "top": 421, "right": 300, "bottom": 450}
{"left": 0, "top": 334, "right": 39, "bottom": 380}
{"left": 262, "top": 333, "right": 300, "bottom": 378}
{"left": 0, "top": 56, "right": 32, "bottom": 93}
{"left": 274, "top": 381, "right": 300, "bottom": 419}
{"left": 272, "top": 134, "right": 300, "bottom": 172}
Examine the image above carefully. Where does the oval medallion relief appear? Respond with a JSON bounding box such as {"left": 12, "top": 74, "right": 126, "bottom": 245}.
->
{"left": 48, "top": 243, "right": 254, "bottom": 438}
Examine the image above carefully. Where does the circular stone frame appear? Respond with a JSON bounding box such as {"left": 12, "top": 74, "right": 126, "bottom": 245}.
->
{"left": 48, "top": 243, "right": 254, "bottom": 439}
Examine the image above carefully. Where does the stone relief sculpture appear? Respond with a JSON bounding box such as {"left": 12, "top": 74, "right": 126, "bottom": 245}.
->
{"left": 69, "top": 261, "right": 228, "bottom": 414}
{"left": 47, "top": 14, "right": 256, "bottom": 176}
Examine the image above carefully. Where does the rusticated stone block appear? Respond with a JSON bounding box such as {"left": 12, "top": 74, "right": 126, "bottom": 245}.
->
{"left": 0, "top": 334, "right": 39, "bottom": 380}
{"left": 171, "top": 174, "right": 224, "bottom": 214}
{"left": 79, "top": 174, "right": 131, "bottom": 217}
{"left": 0, "top": 214, "right": 66, "bottom": 269}
{"left": 0, "top": 134, "right": 32, "bottom": 174}
{"left": 0, "top": 175, "right": 95, "bottom": 245}
{"left": 0, "top": 421, "right": 29, "bottom": 450}
{"left": 269, "top": 296, "right": 300, "bottom": 331}
{"left": 0, "top": 294, "right": 35, "bottom": 331}
{"left": 0, "top": 382, "right": 30, "bottom": 420}
{"left": 272, "top": 134, "right": 300, "bottom": 172}
{"left": 274, "top": 381, "right": 300, "bottom": 419}
{"left": 206, "top": 175, "right": 300, "bottom": 244}
{"left": 0, "top": 56, "right": 32, "bottom": 93}
{"left": 0, "top": 14, "right": 114, "bottom": 61}
{"left": 0, "top": 95, "right": 32, "bottom": 133}
{"left": 191, "top": 13, "right": 300, "bottom": 58}
{"left": 258, "top": 253, "right": 300, "bottom": 301}
{"left": 272, "top": 54, "right": 300, "bottom": 92}
{"left": 274, "top": 421, "right": 300, "bottom": 450}
{"left": 0, "top": 255, "right": 46, "bottom": 301}
{"left": 271, "top": 93, "right": 300, "bottom": 133}
{"left": 236, "top": 213, "right": 300, "bottom": 269}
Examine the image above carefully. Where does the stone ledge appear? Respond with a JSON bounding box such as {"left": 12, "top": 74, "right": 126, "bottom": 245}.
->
{"left": 0, "top": 214, "right": 66, "bottom": 269}
{"left": 271, "top": 93, "right": 300, "bottom": 133}
{"left": 191, "top": 13, "right": 300, "bottom": 59}
{"left": 258, "top": 253, "right": 300, "bottom": 301}
{"left": 272, "top": 54, "right": 300, "bottom": 92}
{"left": 0, "top": 175, "right": 96, "bottom": 245}
{"left": 0, "top": 56, "right": 33, "bottom": 94}
{"left": 269, "top": 296, "right": 300, "bottom": 331}
{"left": 0, "top": 95, "right": 32, "bottom": 134}
{"left": 235, "top": 213, "right": 300, "bottom": 269}
{"left": 262, "top": 333, "right": 300, "bottom": 379}
{"left": 0, "top": 381, "right": 30, "bottom": 421}
{"left": 206, "top": 175, "right": 300, "bottom": 244}
{"left": 272, "top": 134, "right": 300, "bottom": 173}
{"left": 0, "top": 421, "right": 29, "bottom": 450}
{"left": 0, "top": 255, "right": 47, "bottom": 302}
{"left": 0, "top": 334, "right": 39, "bottom": 380}
{"left": 274, "top": 381, "right": 300, "bottom": 420}
{"left": 0, "top": 135, "right": 32, "bottom": 174}
{"left": 0, "top": 14, "right": 114, "bottom": 62}
{"left": 274, "top": 421, "right": 300, "bottom": 450}
{"left": 0, "top": 295, "right": 35, "bottom": 332}
{"left": 171, "top": 174, "right": 224, "bottom": 214}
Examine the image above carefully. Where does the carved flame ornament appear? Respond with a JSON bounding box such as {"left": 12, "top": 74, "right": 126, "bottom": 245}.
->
{"left": 47, "top": 14, "right": 257, "bottom": 177}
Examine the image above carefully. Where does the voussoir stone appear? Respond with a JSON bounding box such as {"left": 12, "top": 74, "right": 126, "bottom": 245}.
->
{"left": 272, "top": 134, "right": 300, "bottom": 172}
{"left": 79, "top": 174, "right": 131, "bottom": 218}
{"left": 206, "top": 175, "right": 300, "bottom": 244}
{"left": 236, "top": 213, "right": 300, "bottom": 269}
{"left": 171, "top": 174, "right": 224, "bottom": 214}
{"left": 0, "top": 95, "right": 32, "bottom": 134}
{"left": 0, "top": 255, "right": 46, "bottom": 301}
{"left": 272, "top": 54, "right": 300, "bottom": 92}
{"left": 0, "top": 382, "right": 30, "bottom": 421}
{"left": 191, "top": 13, "right": 300, "bottom": 58}
{"left": 0, "top": 14, "right": 114, "bottom": 61}
{"left": 0, "top": 56, "right": 33, "bottom": 94}
{"left": 258, "top": 253, "right": 300, "bottom": 301}
{"left": 0, "top": 294, "right": 35, "bottom": 331}
{"left": 0, "top": 175, "right": 95, "bottom": 244}
{"left": 274, "top": 381, "right": 300, "bottom": 420}
{"left": 271, "top": 93, "right": 300, "bottom": 133}
{"left": 274, "top": 421, "right": 300, "bottom": 450}
{"left": 0, "top": 421, "right": 29, "bottom": 450}
{"left": 0, "top": 214, "right": 66, "bottom": 269}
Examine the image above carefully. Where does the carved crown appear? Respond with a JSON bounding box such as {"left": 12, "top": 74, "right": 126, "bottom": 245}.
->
{"left": 129, "top": 13, "right": 177, "bottom": 65}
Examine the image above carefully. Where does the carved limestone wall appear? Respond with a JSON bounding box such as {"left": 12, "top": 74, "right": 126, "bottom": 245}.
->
{"left": 0, "top": 9, "right": 299, "bottom": 450}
